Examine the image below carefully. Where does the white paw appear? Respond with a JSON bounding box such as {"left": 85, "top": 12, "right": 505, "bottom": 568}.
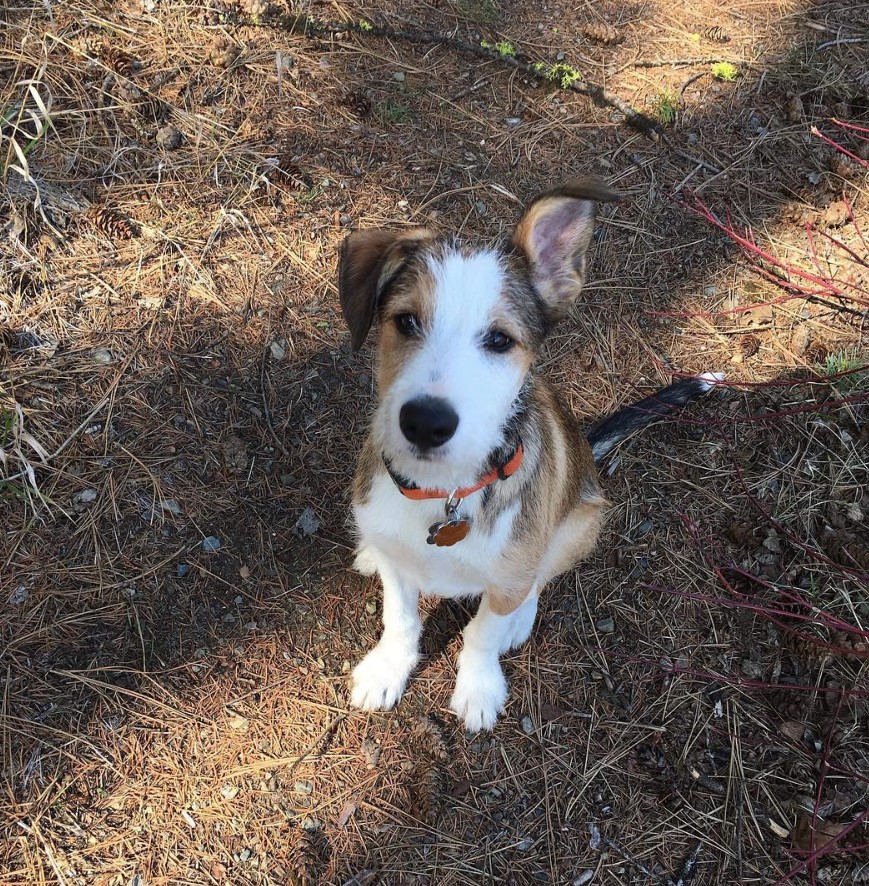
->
{"left": 449, "top": 657, "right": 507, "bottom": 732}
{"left": 350, "top": 640, "right": 418, "bottom": 711}
{"left": 353, "top": 547, "right": 377, "bottom": 576}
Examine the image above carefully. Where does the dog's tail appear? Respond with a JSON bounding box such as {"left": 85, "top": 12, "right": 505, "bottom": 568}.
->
{"left": 587, "top": 372, "right": 724, "bottom": 463}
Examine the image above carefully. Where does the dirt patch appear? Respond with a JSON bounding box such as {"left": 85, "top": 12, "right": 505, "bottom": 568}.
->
{"left": 2, "top": 1, "right": 867, "bottom": 884}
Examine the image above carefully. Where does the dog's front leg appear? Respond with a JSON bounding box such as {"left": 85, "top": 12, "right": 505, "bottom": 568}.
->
{"left": 351, "top": 556, "right": 421, "bottom": 711}
{"left": 450, "top": 590, "right": 539, "bottom": 731}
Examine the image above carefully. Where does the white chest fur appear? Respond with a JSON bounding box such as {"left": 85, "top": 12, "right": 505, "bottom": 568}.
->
{"left": 354, "top": 473, "right": 519, "bottom": 599}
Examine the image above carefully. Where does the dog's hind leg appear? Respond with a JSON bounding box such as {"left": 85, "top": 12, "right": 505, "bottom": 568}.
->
{"left": 449, "top": 590, "right": 539, "bottom": 732}
{"left": 351, "top": 555, "right": 421, "bottom": 711}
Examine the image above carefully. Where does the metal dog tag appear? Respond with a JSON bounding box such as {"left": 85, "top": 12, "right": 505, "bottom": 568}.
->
{"left": 427, "top": 495, "right": 470, "bottom": 547}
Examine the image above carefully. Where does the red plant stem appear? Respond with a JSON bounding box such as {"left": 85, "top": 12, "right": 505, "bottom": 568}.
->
{"left": 684, "top": 192, "right": 869, "bottom": 303}
{"left": 770, "top": 809, "right": 869, "bottom": 886}
{"left": 814, "top": 226, "right": 869, "bottom": 268}
{"left": 711, "top": 563, "right": 869, "bottom": 638}
{"left": 843, "top": 193, "right": 869, "bottom": 254}
{"left": 830, "top": 118, "right": 869, "bottom": 138}
{"left": 701, "top": 418, "right": 869, "bottom": 583}
{"left": 573, "top": 642, "right": 869, "bottom": 698}
{"left": 641, "top": 582, "right": 869, "bottom": 648}
{"left": 809, "top": 695, "right": 843, "bottom": 885}
{"left": 804, "top": 223, "right": 825, "bottom": 279}
{"left": 811, "top": 126, "right": 869, "bottom": 167}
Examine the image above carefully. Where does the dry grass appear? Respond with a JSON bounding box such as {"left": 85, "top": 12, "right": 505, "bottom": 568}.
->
{"left": 2, "top": 0, "right": 868, "bottom": 884}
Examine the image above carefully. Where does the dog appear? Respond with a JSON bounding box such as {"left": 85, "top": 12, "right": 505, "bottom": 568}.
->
{"left": 338, "top": 179, "right": 720, "bottom": 731}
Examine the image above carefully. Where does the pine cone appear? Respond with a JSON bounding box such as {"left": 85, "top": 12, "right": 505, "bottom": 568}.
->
{"left": 289, "top": 827, "right": 321, "bottom": 886}
{"left": 410, "top": 757, "right": 443, "bottom": 824}
{"left": 102, "top": 45, "right": 135, "bottom": 77}
{"left": 343, "top": 90, "right": 372, "bottom": 118}
{"left": 91, "top": 206, "right": 138, "bottom": 240}
{"left": 270, "top": 154, "right": 314, "bottom": 189}
{"left": 239, "top": 0, "right": 269, "bottom": 16}
{"left": 411, "top": 715, "right": 449, "bottom": 762}
{"left": 580, "top": 22, "right": 623, "bottom": 45}
{"left": 830, "top": 153, "right": 866, "bottom": 179}
{"left": 209, "top": 35, "right": 238, "bottom": 68}
{"left": 703, "top": 26, "right": 730, "bottom": 43}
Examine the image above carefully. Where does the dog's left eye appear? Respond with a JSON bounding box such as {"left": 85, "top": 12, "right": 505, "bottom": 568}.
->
{"left": 394, "top": 313, "right": 421, "bottom": 337}
{"left": 483, "top": 330, "right": 515, "bottom": 353}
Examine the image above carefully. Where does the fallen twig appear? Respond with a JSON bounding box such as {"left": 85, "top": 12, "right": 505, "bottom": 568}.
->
{"left": 239, "top": 12, "right": 662, "bottom": 139}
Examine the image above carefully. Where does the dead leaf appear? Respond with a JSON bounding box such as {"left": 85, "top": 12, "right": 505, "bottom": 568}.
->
{"left": 337, "top": 801, "right": 357, "bottom": 828}
{"left": 779, "top": 720, "right": 805, "bottom": 742}
{"left": 793, "top": 812, "right": 847, "bottom": 853}
{"left": 451, "top": 777, "right": 473, "bottom": 798}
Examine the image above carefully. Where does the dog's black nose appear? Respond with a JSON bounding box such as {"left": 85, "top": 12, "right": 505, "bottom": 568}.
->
{"left": 399, "top": 397, "right": 459, "bottom": 449}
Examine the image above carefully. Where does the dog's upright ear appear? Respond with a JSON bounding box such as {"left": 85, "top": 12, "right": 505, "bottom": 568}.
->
{"left": 513, "top": 178, "right": 620, "bottom": 322}
{"left": 339, "top": 228, "right": 431, "bottom": 350}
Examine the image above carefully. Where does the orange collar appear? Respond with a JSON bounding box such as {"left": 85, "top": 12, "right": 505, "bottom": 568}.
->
{"left": 385, "top": 443, "right": 524, "bottom": 501}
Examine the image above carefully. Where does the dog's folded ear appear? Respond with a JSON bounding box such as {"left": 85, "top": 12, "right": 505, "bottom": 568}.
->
{"left": 339, "top": 228, "right": 432, "bottom": 350}
{"left": 513, "top": 178, "right": 621, "bottom": 322}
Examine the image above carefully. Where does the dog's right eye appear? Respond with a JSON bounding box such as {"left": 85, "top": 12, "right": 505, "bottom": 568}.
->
{"left": 394, "top": 313, "right": 421, "bottom": 337}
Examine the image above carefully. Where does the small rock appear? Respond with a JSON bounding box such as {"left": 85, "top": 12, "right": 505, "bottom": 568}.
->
{"left": 474, "top": 201, "right": 487, "bottom": 216}
{"left": 784, "top": 95, "right": 803, "bottom": 122}
{"left": 846, "top": 503, "right": 864, "bottom": 522}
{"left": 157, "top": 123, "right": 183, "bottom": 150}
{"left": 9, "top": 586, "right": 29, "bottom": 605}
{"left": 269, "top": 339, "right": 287, "bottom": 361}
{"left": 72, "top": 489, "right": 97, "bottom": 511}
{"left": 202, "top": 535, "right": 222, "bottom": 552}
{"left": 517, "top": 837, "right": 533, "bottom": 851}
{"left": 634, "top": 518, "right": 653, "bottom": 537}
{"left": 521, "top": 715, "right": 534, "bottom": 734}
{"left": 504, "top": 117, "right": 522, "bottom": 126}
{"left": 392, "top": 71, "right": 405, "bottom": 82}
{"left": 365, "top": 599, "right": 377, "bottom": 615}
{"left": 790, "top": 325, "right": 811, "bottom": 356}
{"left": 595, "top": 616, "right": 615, "bottom": 633}
{"left": 160, "top": 498, "right": 182, "bottom": 515}
{"left": 177, "top": 563, "right": 189, "bottom": 577}
{"left": 239, "top": 564, "right": 251, "bottom": 580}
{"left": 227, "top": 714, "right": 249, "bottom": 731}
{"left": 361, "top": 737, "right": 381, "bottom": 768}
{"left": 92, "top": 348, "right": 113, "bottom": 364}
{"left": 220, "top": 784, "right": 239, "bottom": 800}
{"left": 573, "top": 872, "right": 595, "bottom": 886}
{"left": 293, "top": 507, "right": 320, "bottom": 537}
{"left": 238, "top": 848, "right": 252, "bottom": 862}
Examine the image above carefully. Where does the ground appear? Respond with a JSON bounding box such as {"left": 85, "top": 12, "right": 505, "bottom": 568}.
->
{"left": 1, "top": 0, "right": 868, "bottom": 884}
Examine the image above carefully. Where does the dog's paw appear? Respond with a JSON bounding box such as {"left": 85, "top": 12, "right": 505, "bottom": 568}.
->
{"left": 449, "top": 658, "right": 507, "bottom": 732}
{"left": 353, "top": 547, "right": 377, "bottom": 576}
{"left": 350, "top": 641, "right": 418, "bottom": 711}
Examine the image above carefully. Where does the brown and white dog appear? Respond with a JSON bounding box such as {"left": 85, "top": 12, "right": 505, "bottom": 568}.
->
{"left": 338, "top": 180, "right": 720, "bottom": 731}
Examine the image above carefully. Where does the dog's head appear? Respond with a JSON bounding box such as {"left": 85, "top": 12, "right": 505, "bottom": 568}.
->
{"left": 339, "top": 179, "right": 620, "bottom": 489}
